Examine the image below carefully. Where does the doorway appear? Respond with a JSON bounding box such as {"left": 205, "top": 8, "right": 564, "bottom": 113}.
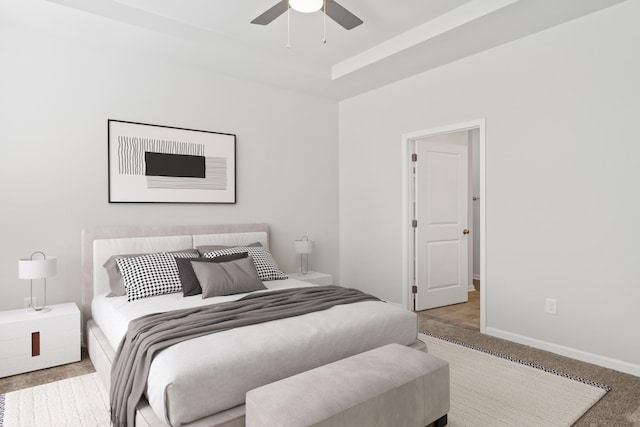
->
{"left": 401, "top": 119, "right": 486, "bottom": 333}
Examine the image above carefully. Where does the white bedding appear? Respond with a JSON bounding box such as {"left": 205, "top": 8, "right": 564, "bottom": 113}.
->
{"left": 92, "top": 278, "right": 311, "bottom": 350}
{"left": 92, "top": 279, "right": 418, "bottom": 426}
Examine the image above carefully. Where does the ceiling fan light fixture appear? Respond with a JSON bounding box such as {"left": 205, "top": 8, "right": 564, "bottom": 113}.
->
{"left": 289, "top": 0, "right": 323, "bottom": 13}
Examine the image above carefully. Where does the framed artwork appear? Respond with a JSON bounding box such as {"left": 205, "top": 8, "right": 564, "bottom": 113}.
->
{"left": 108, "top": 120, "right": 236, "bottom": 204}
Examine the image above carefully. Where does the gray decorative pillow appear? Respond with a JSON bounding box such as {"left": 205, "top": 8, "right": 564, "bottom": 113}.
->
{"left": 103, "top": 249, "right": 199, "bottom": 297}
{"left": 203, "top": 246, "right": 287, "bottom": 281}
{"left": 193, "top": 256, "right": 266, "bottom": 298}
{"left": 116, "top": 252, "right": 199, "bottom": 302}
{"left": 177, "top": 252, "right": 249, "bottom": 297}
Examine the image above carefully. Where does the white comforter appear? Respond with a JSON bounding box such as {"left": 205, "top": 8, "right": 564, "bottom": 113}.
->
{"left": 92, "top": 279, "right": 418, "bottom": 426}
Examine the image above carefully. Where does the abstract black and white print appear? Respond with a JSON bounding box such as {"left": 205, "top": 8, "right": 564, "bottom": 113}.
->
{"left": 108, "top": 120, "right": 235, "bottom": 203}
{"left": 146, "top": 156, "right": 228, "bottom": 190}
{"left": 116, "top": 136, "right": 228, "bottom": 191}
{"left": 117, "top": 137, "right": 205, "bottom": 175}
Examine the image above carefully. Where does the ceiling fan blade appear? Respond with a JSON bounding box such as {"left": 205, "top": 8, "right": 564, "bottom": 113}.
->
{"left": 251, "top": 0, "right": 289, "bottom": 25}
{"left": 323, "top": 0, "right": 363, "bottom": 30}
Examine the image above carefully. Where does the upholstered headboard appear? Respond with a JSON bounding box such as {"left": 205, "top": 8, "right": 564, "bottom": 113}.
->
{"left": 80, "top": 223, "right": 270, "bottom": 328}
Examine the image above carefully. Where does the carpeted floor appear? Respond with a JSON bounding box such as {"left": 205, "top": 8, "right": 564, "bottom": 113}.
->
{"left": 2, "top": 321, "right": 639, "bottom": 426}
{"left": 0, "top": 349, "right": 95, "bottom": 395}
{"left": 1, "top": 337, "right": 606, "bottom": 427}
{"left": 419, "top": 313, "right": 640, "bottom": 426}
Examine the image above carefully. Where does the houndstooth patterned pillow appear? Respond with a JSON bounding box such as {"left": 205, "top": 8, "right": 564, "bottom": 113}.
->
{"left": 117, "top": 252, "right": 199, "bottom": 301}
{"left": 203, "top": 247, "right": 287, "bottom": 281}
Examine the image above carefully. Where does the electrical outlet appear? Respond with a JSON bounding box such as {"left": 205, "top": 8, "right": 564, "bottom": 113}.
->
{"left": 545, "top": 298, "right": 557, "bottom": 315}
{"left": 24, "top": 297, "right": 36, "bottom": 308}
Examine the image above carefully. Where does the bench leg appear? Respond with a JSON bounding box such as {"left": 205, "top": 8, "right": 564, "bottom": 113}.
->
{"left": 434, "top": 414, "right": 448, "bottom": 427}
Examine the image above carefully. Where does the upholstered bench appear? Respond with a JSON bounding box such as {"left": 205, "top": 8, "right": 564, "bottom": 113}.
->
{"left": 245, "top": 343, "right": 450, "bottom": 427}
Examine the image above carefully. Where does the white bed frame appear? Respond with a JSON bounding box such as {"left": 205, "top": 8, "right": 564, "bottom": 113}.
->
{"left": 81, "top": 223, "right": 270, "bottom": 427}
{"left": 81, "top": 223, "right": 425, "bottom": 427}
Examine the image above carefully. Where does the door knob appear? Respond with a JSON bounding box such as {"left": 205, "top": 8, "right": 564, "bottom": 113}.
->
{"left": 463, "top": 229, "right": 470, "bottom": 235}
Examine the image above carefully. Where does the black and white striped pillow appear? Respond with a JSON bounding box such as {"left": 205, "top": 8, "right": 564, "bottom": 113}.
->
{"left": 203, "top": 247, "right": 287, "bottom": 281}
{"left": 116, "top": 252, "right": 198, "bottom": 301}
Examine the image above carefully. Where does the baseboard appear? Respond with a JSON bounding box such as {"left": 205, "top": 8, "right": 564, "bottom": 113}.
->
{"left": 485, "top": 327, "right": 640, "bottom": 378}
{"left": 473, "top": 274, "right": 480, "bottom": 281}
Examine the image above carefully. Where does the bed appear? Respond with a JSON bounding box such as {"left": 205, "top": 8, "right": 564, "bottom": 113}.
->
{"left": 81, "top": 223, "right": 424, "bottom": 427}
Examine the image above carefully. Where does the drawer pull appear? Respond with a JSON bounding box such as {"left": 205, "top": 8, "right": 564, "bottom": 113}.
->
{"left": 32, "top": 332, "right": 40, "bottom": 357}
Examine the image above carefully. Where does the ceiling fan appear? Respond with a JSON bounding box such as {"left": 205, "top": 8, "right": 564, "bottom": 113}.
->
{"left": 251, "top": 0, "right": 363, "bottom": 30}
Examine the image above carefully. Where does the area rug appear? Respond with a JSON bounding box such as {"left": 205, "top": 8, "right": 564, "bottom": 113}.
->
{"left": 420, "top": 333, "right": 609, "bottom": 426}
{"left": 0, "top": 337, "right": 608, "bottom": 427}
{"left": 0, "top": 373, "right": 109, "bottom": 427}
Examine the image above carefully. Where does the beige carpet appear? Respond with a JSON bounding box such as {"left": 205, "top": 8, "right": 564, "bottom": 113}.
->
{"left": 420, "top": 333, "right": 607, "bottom": 427}
{"left": 0, "top": 337, "right": 607, "bottom": 427}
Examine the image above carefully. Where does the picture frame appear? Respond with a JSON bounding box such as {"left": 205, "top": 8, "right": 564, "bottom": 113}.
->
{"left": 108, "top": 120, "right": 236, "bottom": 204}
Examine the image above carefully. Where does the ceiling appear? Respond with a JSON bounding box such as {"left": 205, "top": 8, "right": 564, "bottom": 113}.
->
{"left": 46, "top": 0, "right": 627, "bottom": 99}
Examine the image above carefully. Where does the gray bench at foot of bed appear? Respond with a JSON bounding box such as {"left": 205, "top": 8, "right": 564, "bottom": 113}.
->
{"left": 245, "top": 343, "right": 450, "bottom": 427}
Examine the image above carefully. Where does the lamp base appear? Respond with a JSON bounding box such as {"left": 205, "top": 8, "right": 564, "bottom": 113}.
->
{"left": 26, "top": 307, "right": 51, "bottom": 314}
{"left": 299, "top": 253, "right": 309, "bottom": 275}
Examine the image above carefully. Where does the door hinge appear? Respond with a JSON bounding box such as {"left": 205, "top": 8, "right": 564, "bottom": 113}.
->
{"left": 412, "top": 285, "right": 418, "bottom": 294}
{"left": 412, "top": 219, "right": 417, "bottom": 228}
{"left": 411, "top": 153, "right": 417, "bottom": 162}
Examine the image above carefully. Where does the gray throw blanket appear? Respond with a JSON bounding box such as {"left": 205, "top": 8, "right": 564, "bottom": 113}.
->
{"left": 110, "top": 285, "right": 380, "bottom": 427}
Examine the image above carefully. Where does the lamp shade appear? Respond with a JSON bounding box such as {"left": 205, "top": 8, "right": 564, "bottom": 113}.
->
{"left": 294, "top": 238, "right": 313, "bottom": 254}
{"left": 289, "top": 0, "right": 323, "bottom": 13}
{"left": 18, "top": 256, "right": 57, "bottom": 280}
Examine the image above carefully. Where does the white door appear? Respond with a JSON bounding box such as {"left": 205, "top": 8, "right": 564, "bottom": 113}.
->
{"left": 414, "top": 139, "right": 469, "bottom": 310}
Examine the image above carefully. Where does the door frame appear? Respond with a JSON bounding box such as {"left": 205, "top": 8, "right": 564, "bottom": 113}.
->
{"left": 401, "top": 119, "right": 487, "bottom": 333}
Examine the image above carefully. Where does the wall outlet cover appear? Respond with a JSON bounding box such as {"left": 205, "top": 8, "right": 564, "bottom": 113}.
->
{"left": 545, "top": 298, "right": 557, "bottom": 315}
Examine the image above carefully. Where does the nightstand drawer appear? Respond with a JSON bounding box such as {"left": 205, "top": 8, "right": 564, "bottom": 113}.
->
{"left": 0, "top": 326, "right": 78, "bottom": 358}
{"left": 0, "top": 303, "right": 80, "bottom": 378}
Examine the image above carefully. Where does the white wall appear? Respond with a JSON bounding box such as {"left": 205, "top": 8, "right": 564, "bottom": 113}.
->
{"left": 0, "top": 1, "right": 339, "bottom": 311}
{"left": 339, "top": 0, "right": 640, "bottom": 374}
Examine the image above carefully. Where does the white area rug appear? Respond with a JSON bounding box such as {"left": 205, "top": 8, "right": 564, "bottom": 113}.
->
{"left": 0, "top": 373, "right": 109, "bottom": 427}
{"left": 421, "top": 333, "right": 607, "bottom": 427}
{"left": 0, "top": 337, "right": 607, "bottom": 426}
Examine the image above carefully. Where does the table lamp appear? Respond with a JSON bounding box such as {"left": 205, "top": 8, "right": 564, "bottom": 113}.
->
{"left": 18, "top": 251, "right": 57, "bottom": 313}
{"left": 294, "top": 236, "right": 313, "bottom": 275}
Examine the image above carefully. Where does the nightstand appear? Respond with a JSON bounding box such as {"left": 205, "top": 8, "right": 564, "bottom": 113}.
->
{"left": 0, "top": 302, "right": 80, "bottom": 378}
{"left": 288, "top": 271, "right": 333, "bottom": 286}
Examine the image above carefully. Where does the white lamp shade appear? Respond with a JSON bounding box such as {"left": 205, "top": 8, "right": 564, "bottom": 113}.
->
{"left": 289, "top": 0, "right": 323, "bottom": 13}
{"left": 18, "top": 257, "right": 57, "bottom": 280}
{"left": 294, "top": 239, "right": 313, "bottom": 254}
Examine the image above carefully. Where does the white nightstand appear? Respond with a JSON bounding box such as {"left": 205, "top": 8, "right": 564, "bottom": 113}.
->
{"left": 288, "top": 271, "right": 333, "bottom": 286}
{"left": 0, "top": 302, "right": 80, "bottom": 378}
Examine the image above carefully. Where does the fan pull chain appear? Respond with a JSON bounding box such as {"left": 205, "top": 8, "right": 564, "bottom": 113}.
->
{"left": 323, "top": 0, "right": 327, "bottom": 44}
{"left": 286, "top": 4, "right": 291, "bottom": 48}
